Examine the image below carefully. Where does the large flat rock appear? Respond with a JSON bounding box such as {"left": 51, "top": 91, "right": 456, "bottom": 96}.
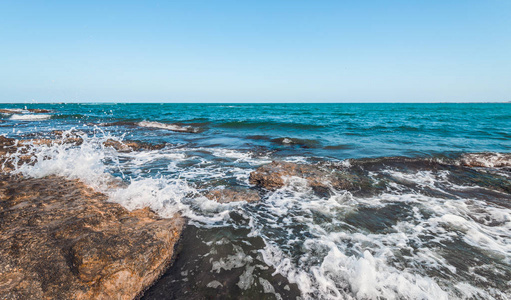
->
{"left": 0, "top": 175, "right": 184, "bottom": 300}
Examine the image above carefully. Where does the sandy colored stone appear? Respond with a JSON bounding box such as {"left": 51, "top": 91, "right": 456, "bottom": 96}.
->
{"left": 0, "top": 175, "right": 184, "bottom": 300}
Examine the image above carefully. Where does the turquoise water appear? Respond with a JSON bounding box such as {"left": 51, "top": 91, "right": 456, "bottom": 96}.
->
{"left": 2, "top": 103, "right": 511, "bottom": 299}
{"left": 2, "top": 103, "right": 510, "bottom": 159}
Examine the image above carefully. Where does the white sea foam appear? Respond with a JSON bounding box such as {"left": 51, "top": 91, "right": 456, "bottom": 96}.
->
{"left": 7, "top": 130, "right": 511, "bottom": 299}
{"left": 460, "top": 152, "right": 511, "bottom": 168}
{"left": 137, "top": 121, "right": 199, "bottom": 132}
{"left": 10, "top": 130, "right": 247, "bottom": 222}
{"left": 250, "top": 171, "right": 511, "bottom": 299}
{"left": 10, "top": 114, "right": 52, "bottom": 121}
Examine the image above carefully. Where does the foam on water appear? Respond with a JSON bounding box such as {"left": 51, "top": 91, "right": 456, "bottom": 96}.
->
{"left": 9, "top": 130, "right": 253, "bottom": 223}
{"left": 10, "top": 114, "right": 52, "bottom": 121}
{"left": 138, "top": 121, "right": 199, "bottom": 133}
{"left": 6, "top": 129, "right": 511, "bottom": 299}
{"left": 210, "top": 164, "right": 509, "bottom": 299}
{"left": 459, "top": 152, "right": 511, "bottom": 168}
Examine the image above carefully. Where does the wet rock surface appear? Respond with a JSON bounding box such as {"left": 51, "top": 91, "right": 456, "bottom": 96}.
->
{"left": 249, "top": 161, "right": 365, "bottom": 196}
{"left": 0, "top": 175, "right": 184, "bottom": 300}
{"left": 0, "top": 108, "right": 51, "bottom": 114}
{"left": 205, "top": 188, "right": 261, "bottom": 203}
{"left": 0, "top": 139, "right": 184, "bottom": 299}
{"left": 460, "top": 152, "right": 511, "bottom": 168}
{"left": 103, "top": 139, "right": 166, "bottom": 152}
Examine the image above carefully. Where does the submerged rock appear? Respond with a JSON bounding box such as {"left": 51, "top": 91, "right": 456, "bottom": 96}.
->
{"left": 0, "top": 175, "right": 184, "bottom": 299}
{"left": 460, "top": 152, "right": 511, "bottom": 168}
{"left": 249, "top": 161, "right": 363, "bottom": 195}
{"left": 103, "top": 139, "right": 166, "bottom": 152}
{"left": 27, "top": 108, "right": 51, "bottom": 113}
{"left": 205, "top": 188, "right": 261, "bottom": 203}
{"left": 270, "top": 137, "right": 320, "bottom": 148}
{"left": 0, "top": 109, "right": 20, "bottom": 114}
{"left": 0, "top": 108, "right": 51, "bottom": 114}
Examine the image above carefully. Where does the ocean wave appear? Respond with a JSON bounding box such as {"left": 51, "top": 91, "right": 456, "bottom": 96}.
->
{"left": 4, "top": 131, "right": 511, "bottom": 299}
{"left": 1, "top": 108, "right": 52, "bottom": 114}
{"left": 95, "top": 120, "right": 203, "bottom": 133}
{"left": 10, "top": 114, "right": 52, "bottom": 121}
{"left": 138, "top": 121, "right": 200, "bottom": 133}
{"left": 253, "top": 176, "right": 511, "bottom": 299}
{"left": 459, "top": 152, "right": 511, "bottom": 168}
{"left": 0, "top": 108, "right": 25, "bottom": 114}
{"left": 7, "top": 131, "right": 248, "bottom": 221}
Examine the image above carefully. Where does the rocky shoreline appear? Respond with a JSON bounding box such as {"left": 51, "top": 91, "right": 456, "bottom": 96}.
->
{"left": 0, "top": 137, "right": 185, "bottom": 299}
{"left": 0, "top": 134, "right": 265, "bottom": 299}
{"left": 2, "top": 132, "right": 511, "bottom": 299}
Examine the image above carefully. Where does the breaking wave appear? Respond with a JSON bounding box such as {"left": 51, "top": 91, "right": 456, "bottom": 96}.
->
{"left": 5, "top": 130, "right": 511, "bottom": 299}
{"left": 137, "top": 121, "right": 200, "bottom": 133}
{"left": 10, "top": 114, "right": 52, "bottom": 121}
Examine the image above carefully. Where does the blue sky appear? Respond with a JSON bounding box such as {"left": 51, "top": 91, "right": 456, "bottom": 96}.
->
{"left": 1, "top": 0, "right": 510, "bottom": 103}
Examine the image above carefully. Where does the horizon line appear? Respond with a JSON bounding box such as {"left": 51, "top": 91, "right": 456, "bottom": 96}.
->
{"left": 1, "top": 101, "right": 510, "bottom": 105}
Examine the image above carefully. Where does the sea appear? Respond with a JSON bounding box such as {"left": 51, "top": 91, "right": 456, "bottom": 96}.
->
{"left": 1, "top": 103, "right": 510, "bottom": 299}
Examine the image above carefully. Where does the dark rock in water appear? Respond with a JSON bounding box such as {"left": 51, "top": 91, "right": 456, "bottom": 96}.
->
{"left": 103, "top": 139, "right": 166, "bottom": 152}
{"left": 205, "top": 188, "right": 261, "bottom": 203}
{"left": 249, "top": 161, "right": 363, "bottom": 196}
{"left": 0, "top": 109, "right": 18, "bottom": 114}
{"left": 27, "top": 108, "right": 51, "bottom": 113}
{"left": 0, "top": 135, "right": 16, "bottom": 148}
{"left": 0, "top": 108, "right": 51, "bottom": 114}
{"left": 0, "top": 175, "right": 184, "bottom": 300}
{"left": 270, "top": 137, "right": 320, "bottom": 148}
{"left": 0, "top": 136, "right": 18, "bottom": 168}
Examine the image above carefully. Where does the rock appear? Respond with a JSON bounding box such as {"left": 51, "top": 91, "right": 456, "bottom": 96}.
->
{"left": 205, "top": 188, "right": 261, "bottom": 203}
{"left": 27, "top": 109, "right": 51, "bottom": 113}
{"left": 0, "top": 175, "right": 184, "bottom": 299}
{"left": 460, "top": 153, "right": 511, "bottom": 168}
{"left": 0, "top": 135, "right": 15, "bottom": 148}
{"left": 0, "top": 136, "right": 18, "bottom": 169}
{"left": 0, "top": 108, "right": 51, "bottom": 114}
{"left": 103, "top": 139, "right": 166, "bottom": 152}
{"left": 249, "top": 161, "right": 361, "bottom": 195}
{"left": 17, "top": 137, "right": 83, "bottom": 147}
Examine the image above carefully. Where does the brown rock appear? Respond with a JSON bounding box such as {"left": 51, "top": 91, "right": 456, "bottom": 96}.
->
{"left": 0, "top": 175, "right": 184, "bottom": 299}
{"left": 0, "top": 135, "right": 16, "bottom": 148}
{"left": 17, "top": 136, "right": 83, "bottom": 147}
{"left": 205, "top": 188, "right": 261, "bottom": 203}
{"left": 460, "top": 153, "right": 511, "bottom": 168}
{"left": 249, "top": 161, "right": 360, "bottom": 195}
{"left": 0, "top": 108, "right": 51, "bottom": 114}
{"left": 27, "top": 109, "right": 51, "bottom": 113}
{"left": 0, "top": 136, "right": 17, "bottom": 168}
{"left": 103, "top": 139, "right": 165, "bottom": 152}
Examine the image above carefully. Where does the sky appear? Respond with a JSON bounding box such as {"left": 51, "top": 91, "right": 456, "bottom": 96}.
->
{"left": 0, "top": 0, "right": 510, "bottom": 103}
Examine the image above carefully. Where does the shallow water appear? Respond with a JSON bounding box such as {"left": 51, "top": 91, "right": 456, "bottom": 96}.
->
{"left": 1, "top": 103, "right": 510, "bottom": 299}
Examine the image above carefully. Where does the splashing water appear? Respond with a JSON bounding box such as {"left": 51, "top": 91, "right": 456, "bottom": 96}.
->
{"left": 2, "top": 103, "right": 511, "bottom": 299}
